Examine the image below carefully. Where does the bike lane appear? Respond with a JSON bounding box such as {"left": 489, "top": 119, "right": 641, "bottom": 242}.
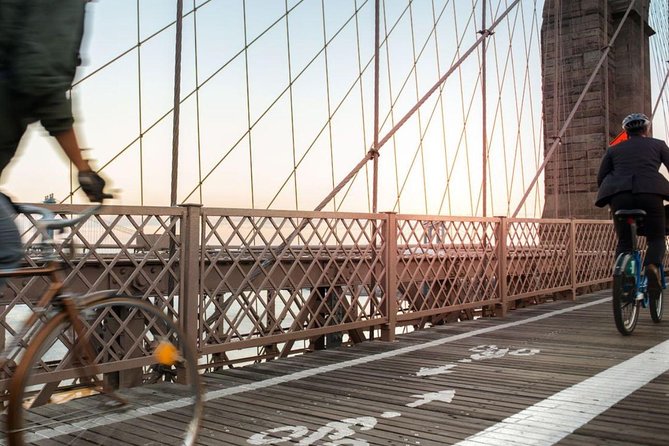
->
{"left": 193, "top": 291, "right": 669, "bottom": 445}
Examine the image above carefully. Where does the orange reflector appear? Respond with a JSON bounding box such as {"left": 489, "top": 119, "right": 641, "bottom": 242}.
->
{"left": 154, "top": 341, "right": 180, "bottom": 366}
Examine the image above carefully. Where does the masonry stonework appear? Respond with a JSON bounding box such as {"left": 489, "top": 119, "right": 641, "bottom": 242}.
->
{"left": 541, "top": 0, "right": 653, "bottom": 219}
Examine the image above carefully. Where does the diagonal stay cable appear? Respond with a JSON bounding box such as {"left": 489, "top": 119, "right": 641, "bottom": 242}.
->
{"left": 265, "top": 0, "right": 424, "bottom": 210}
{"left": 72, "top": 0, "right": 215, "bottom": 88}
{"left": 374, "top": 0, "right": 520, "bottom": 157}
{"left": 241, "top": 0, "right": 522, "bottom": 286}
{"left": 62, "top": 0, "right": 308, "bottom": 203}
{"left": 181, "top": 0, "right": 368, "bottom": 204}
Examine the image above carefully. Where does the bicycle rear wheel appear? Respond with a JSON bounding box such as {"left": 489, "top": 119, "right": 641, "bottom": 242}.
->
{"left": 649, "top": 281, "right": 664, "bottom": 323}
{"left": 5, "top": 296, "right": 202, "bottom": 446}
{"left": 612, "top": 253, "right": 640, "bottom": 335}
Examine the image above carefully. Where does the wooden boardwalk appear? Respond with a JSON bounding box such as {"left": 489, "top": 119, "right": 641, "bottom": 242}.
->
{"left": 196, "top": 290, "right": 669, "bottom": 446}
{"left": 9, "top": 290, "right": 669, "bottom": 445}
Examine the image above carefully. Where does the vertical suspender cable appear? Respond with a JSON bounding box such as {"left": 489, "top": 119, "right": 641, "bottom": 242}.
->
{"left": 481, "top": 1, "right": 488, "bottom": 217}
{"left": 372, "top": 0, "right": 381, "bottom": 213}
{"left": 193, "top": 0, "right": 203, "bottom": 204}
{"left": 137, "top": 0, "right": 145, "bottom": 205}
{"left": 641, "top": 1, "right": 646, "bottom": 108}
{"left": 285, "top": 0, "right": 298, "bottom": 209}
{"left": 170, "top": 0, "right": 184, "bottom": 206}
{"left": 603, "top": 0, "right": 610, "bottom": 143}
{"left": 243, "top": 0, "right": 255, "bottom": 209}
{"left": 552, "top": 0, "right": 560, "bottom": 217}
{"left": 353, "top": 0, "right": 371, "bottom": 212}
{"left": 321, "top": 0, "right": 336, "bottom": 211}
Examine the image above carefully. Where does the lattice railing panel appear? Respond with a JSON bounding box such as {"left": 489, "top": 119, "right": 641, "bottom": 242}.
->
{"left": 574, "top": 221, "right": 616, "bottom": 286}
{"left": 0, "top": 205, "right": 186, "bottom": 379}
{"left": 506, "top": 219, "right": 571, "bottom": 298}
{"left": 2, "top": 204, "right": 653, "bottom": 380}
{"left": 394, "top": 217, "right": 500, "bottom": 320}
{"left": 200, "top": 210, "right": 386, "bottom": 351}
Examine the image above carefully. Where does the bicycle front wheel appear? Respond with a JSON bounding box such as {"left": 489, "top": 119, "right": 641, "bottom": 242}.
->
{"left": 5, "top": 296, "right": 202, "bottom": 446}
{"left": 612, "top": 254, "right": 640, "bottom": 335}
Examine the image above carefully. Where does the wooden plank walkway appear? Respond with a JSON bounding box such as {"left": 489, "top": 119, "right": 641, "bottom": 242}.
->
{"left": 195, "top": 290, "right": 669, "bottom": 446}
{"left": 7, "top": 289, "right": 669, "bottom": 445}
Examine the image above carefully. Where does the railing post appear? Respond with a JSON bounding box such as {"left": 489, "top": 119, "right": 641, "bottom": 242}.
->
{"left": 381, "top": 212, "right": 397, "bottom": 342}
{"left": 570, "top": 219, "right": 577, "bottom": 301}
{"left": 496, "top": 217, "right": 508, "bottom": 316}
{"left": 179, "top": 204, "right": 202, "bottom": 357}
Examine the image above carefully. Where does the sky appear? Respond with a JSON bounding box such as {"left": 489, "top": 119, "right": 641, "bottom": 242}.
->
{"left": 5, "top": 0, "right": 667, "bottom": 218}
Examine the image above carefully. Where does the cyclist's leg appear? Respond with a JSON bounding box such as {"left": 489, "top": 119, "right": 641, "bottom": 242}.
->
{"left": 0, "top": 79, "right": 27, "bottom": 273}
{"left": 636, "top": 194, "right": 665, "bottom": 298}
{"left": 0, "top": 195, "right": 22, "bottom": 267}
{"left": 609, "top": 192, "right": 635, "bottom": 257}
{"left": 637, "top": 193, "right": 666, "bottom": 267}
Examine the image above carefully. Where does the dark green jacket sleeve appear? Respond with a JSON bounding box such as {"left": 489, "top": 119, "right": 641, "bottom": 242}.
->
{"left": 0, "top": 0, "right": 23, "bottom": 71}
{"left": 9, "top": 0, "right": 86, "bottom": 96}
{"left": 1, "top": 0, "right": 87, "bottom": 134}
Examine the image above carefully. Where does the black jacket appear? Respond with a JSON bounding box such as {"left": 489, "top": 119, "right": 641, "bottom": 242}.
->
{"left": 596, "top": 135, "right": 669, "bottom": 207}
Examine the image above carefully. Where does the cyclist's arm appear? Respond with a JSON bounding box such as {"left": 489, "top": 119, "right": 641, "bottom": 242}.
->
{"left": 660, "top": 140, "right": 669, "bottom": 172}
{"left": 596, "top": 149, "right": 613, "bottom": 187}
{"left": 54, "top": 128, "right": 91, "bottom": 172}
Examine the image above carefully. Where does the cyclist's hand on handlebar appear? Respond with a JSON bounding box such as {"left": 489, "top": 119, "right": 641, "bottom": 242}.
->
{"left": 78, "top": 170, "right": 112, "bottom": 202}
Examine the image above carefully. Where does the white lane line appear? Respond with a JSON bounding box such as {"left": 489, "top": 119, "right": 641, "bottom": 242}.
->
{"left": 202, "top": 297, "right": 610, "bottom": 401}
{"left": 453, "top": 338, "right": 669, "bottom": 446}
{"left": 18, "top": 296, "right": 610, "bottom": 443}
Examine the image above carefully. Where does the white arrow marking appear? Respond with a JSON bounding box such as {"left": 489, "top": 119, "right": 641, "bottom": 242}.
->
{"left": 406, "top": 389, "right": 456, "bottom": 408}
{"left": 416, "top": 364, "right": 457, "bottom": 376}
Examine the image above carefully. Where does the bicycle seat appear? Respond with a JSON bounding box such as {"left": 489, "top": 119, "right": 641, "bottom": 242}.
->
{"left": 613, "top": 209, "right": 646, "bottom": 222}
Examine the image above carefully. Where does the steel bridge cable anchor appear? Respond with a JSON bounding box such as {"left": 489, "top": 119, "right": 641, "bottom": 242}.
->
{"left": 477, "top": 29, "right": 494, "bottom": 38}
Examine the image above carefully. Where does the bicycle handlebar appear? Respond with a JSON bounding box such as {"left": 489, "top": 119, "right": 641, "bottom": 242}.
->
{"left": 17, "top": 204, "right": 101, "bottom": 232}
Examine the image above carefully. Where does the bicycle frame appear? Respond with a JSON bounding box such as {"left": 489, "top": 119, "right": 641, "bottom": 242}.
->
{"left": 0, "top": 206, "right": 107, "bottom": 390}
{"left": 612, "top": 214, "right": 666, "bottom": 305}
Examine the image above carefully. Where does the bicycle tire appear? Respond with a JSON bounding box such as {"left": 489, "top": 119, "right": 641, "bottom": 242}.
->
{"left": 612, "top": 254, "right": 640, "bottom": 335}
{"left": 649, "top": 280, "right": 664, "bottom": 323}
{"left": 5, "top": 296, "right": 202, "bottom": 446}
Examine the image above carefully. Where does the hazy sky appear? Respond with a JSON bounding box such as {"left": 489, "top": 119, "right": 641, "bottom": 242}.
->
{"left": 6, "top": 0, "right": 667, "bottom": 218}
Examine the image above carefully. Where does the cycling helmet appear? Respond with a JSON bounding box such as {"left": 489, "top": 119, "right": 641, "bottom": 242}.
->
{"left": 622, "top": 113, "right": 650, "bottom": 131}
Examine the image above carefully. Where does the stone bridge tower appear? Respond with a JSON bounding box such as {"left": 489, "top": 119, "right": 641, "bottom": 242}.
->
{"left": 541, "top": 0, "right": 654, "bottom": 219}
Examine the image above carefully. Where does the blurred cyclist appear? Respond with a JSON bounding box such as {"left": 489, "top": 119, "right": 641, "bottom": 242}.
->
{"left": 596, "top": 113, "right": 669, "bottom": 291}
{"left": 0, "top": 0, "right": 109, "bottom": 270}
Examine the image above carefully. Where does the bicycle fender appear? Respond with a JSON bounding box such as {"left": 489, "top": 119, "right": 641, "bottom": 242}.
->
{"left": 77, "top": 290, "right": 129, "bottom": 306}
{"left": 613, "top": 252, "right": 633, "bottom": 277}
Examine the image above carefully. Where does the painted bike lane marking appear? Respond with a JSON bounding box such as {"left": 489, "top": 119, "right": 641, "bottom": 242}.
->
{"left": 206, "top": 297, "right": 608, "bottom": 401}
{"left": 454, "top": 338, "right": 669, "bottom": 446}
{"left": 248, "top": 345, "right": 540, "bottom": 444}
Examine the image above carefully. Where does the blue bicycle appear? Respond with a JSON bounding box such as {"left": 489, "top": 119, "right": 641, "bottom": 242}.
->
{"left": 612, "top": 209, "right": 665, "bottom": 335}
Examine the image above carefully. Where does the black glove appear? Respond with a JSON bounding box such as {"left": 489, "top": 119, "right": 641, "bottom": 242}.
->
{"left": 78, "top": 171, "right": 110, "bottom": 202}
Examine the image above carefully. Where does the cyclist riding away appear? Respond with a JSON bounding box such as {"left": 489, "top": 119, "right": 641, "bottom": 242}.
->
{"left": 596, "top": 113, "right": 669, "bottom": 296}
{"left": 0, "top": 0, "right": 109, "bottom": 271}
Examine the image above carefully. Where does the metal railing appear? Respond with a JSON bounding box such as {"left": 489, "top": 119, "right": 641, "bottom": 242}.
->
{"left": 1, "top": 205, "right": 626, "bottom": 378}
